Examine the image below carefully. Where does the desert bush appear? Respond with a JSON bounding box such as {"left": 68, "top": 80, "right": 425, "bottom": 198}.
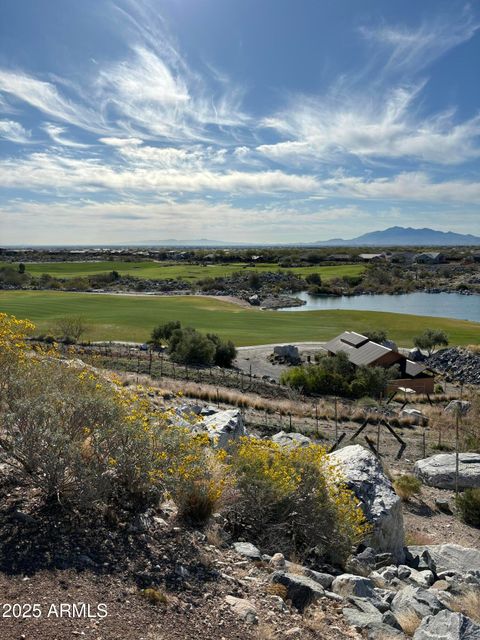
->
{"left": 456, "top": 488, "right": 480, "bottom": 527}
{"left": 413, "top": 329, "right": 449, "bottom": 355}
{"left": 0, "top": 357, "right": 161, "bottom": 507}
{"left": 226, "top": 438, "right": 368, "bottom": 563}
{"left": 141, "top": 588, "right": 168, "bottom": 605}
{"left": 393, "top": 475, "right": 422, "bottom": 502}
{"left": 152, "top": 321, "right": 236, "bottom": 367}
{"left": 157, "top": 427, "right": 231, "bottom": 525}
{"left": 55, "top": 315, "right": 89, "bottom": 343}
{"left": 169, "top": 327, "right": 216, "bottom": 366}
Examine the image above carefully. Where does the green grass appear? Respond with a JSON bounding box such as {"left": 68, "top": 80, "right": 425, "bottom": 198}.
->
{"left": 1, "top": 260, "right": 364, "bottom": 282}
{"left": 0, "top": 290, "right": 478, "bottom": 347}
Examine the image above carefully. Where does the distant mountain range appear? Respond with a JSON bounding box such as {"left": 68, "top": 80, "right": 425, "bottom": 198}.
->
{"left": 313, "top": 227, "right": 480, "bottom": 247}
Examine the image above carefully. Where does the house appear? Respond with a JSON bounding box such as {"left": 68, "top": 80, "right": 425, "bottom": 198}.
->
{"left": 414, "top": 252, "right": 445, "bottom": 264}
{"left": 390, "top": 252, "right": 415, "bottom": 264}
{"left": 323, "top": 331, "right": 435, "bottom": 394}
{"left": 358, "top": 253, "right": 387, "bottom": 262}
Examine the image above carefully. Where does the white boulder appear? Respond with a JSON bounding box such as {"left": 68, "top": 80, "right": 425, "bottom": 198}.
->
{"left": 414, "top": 453, "right": 480, "bottom": 489}
{"left": 329, "top": 445, "right": 405, "bottom": 561}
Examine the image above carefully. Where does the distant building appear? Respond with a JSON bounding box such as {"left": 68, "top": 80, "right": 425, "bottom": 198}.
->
{"left": 358, "top": 253, "right": 387, "bottom": 262}
{"left": 390, "top": 252, "right": 415, "bottom": 264}
{"left": 323, "top": 331, "right": 434, "bottom": 394}
{"left": 414, "top": 252, "right": 445, "bottom": 264}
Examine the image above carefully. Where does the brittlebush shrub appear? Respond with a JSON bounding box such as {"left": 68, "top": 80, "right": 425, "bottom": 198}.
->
{"left": 156, "top": 426, "right": 231, "bottom": 525}
{"left": 226, "top": 438, "right": 368, "bottom": 563}
{"left": 0, "top": 313, "right": 221, "bottom": 513}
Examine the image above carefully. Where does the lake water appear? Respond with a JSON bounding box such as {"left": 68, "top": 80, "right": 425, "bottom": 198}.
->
{"left": 279, "top": 291, "right": 480, "bottom": 323}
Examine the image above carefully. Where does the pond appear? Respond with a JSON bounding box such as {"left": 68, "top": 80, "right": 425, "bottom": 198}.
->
{"left": 278, "top": 291, "right": 480, "bottom": 323}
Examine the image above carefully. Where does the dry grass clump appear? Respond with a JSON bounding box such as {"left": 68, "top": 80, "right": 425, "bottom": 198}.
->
{"left": 140, "top": 588, "right": 168, "bottom": 606}
{"left": 450, "top": 589, "right": 480, "bottom": 623}
{"left": 254, "top": 623, "right": 277, "bottom": 640}
{"left": 466, "top": 344, "right": 480, "bottom": 355}
{"left": 393, "top": 475, "right": 422, "bottom": 502}
{"left": 395, "top": 610, "right": 423, "bottom": 636}
{"left": 266, "top": 583, "right": 288, "bottom": 600}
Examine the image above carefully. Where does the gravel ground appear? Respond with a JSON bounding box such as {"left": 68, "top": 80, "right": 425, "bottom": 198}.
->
{"left": 235, "top": 342, "right": 327, "bottom": 381}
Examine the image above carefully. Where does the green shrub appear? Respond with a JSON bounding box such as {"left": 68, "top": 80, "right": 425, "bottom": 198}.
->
{"left": 281, "top": 352, "right": 394, "bottom": 399}
{"left": 413, "top": 329, "right": 449, "bottom": 355}
{"left": 393, "top": 475, "right": 422, "bottom": 502}
{"left": 151, "top": 322, "right": 236, "bottom": 367}
{"left": 456, "top": 488, "right": 480, "bottom": 527}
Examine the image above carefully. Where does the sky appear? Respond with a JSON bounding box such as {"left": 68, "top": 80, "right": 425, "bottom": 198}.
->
{"left": 0, "top": 0, "right": 479, "bottom": 245}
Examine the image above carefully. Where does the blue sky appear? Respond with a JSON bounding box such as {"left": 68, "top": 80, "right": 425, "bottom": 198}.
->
{"left": 0, "top": 0, "right": 479, "bottom": 245}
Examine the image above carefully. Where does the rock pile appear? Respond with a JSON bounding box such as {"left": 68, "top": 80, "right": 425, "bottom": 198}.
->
{"left": 427, "top": 347, "right": 480, "bottom": 385}
{"left": 230, "top": 541, "right": 480, "bottom": 639}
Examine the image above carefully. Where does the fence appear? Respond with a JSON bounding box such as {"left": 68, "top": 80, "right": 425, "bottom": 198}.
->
{"left": 58, "top": 342, "right": 473, "bottom": 464}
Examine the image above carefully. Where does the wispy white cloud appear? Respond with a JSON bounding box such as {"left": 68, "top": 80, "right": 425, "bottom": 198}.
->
{"left": 0, "top": 119, "right": 30, "bottom": 143}
{"left": 99, "top": 136, "right": 143, "bottom": 147}
{"left": 320, "top": 171, "right": 480, "bottom": 203}
{"left": 0, "top": 150, "right": 317, "bottom": 194}
{"left": 0, "top": 69, "right": 100, "bottom": 133}
{"left": 360, "top": 9, "right": 480, "bottom": 75}
{"left": 259, "top": 84, "right": 480, "bottom": 166}
{"left": 43, "top": 123, "right": 89, "bottom": 148}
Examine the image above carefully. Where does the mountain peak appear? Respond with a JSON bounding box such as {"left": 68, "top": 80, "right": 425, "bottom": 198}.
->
{"left": 315, "top": 227, "right": 480, "bottom": 246}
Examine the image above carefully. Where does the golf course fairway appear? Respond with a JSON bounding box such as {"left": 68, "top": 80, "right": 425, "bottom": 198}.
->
{"left": 0, "top": 291, "right": 478, "bottom": 347}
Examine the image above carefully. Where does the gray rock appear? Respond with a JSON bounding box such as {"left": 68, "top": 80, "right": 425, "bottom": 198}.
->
{"left": 200, "top": 409, "right": 246, "bottom": 448}
{"left": 344, "top": 599, "right": 407, "bottom": 638}
{"left": 413, "top": 610, "right": 480, "bottom": 640}
{"left": 391, "top": 585, "right": 445, "bottom": 619}
{"left": 233, "top": 542, "right": 261, "bottom": 559}
{"left": 303, "top": 569, "right": 334, "bottom": 589}
{"left": 271, "top": 431, "right": 312, "bottom": 448}
{"left": 435, "top": 498, "right": 452, "bottom": 513}
{"left": 408, "top": 568, "right": 435, "bottom": 588}
{"left": 225, "top": 596, "right": 258, "bottom": 624}
{"left": 332, "top": 574, "right": 376, "bottom": 599}
{"left": 343, "top": 597, "right": 383, "bottom": 628}
{"left": 401, "top": 408, "right": 427, "bottom": 425}
{"left": 445, "top": 400, "right": 471, "bottom": 416}
{"left": 329, "top": 445, "right": 405, "bottom": 561}
{"left": 398, "top": 566, "right": 412, "bottom": 580}
{"left": 414, "top": 453, "right": 480, "bottom": 489}
{"left": 271, "top": 571, "right": 324, "bottom": 611}
{"left": 376, "top": 565, "right": 398, "bottom": 582}
{"left": 273, "top": 345, "right": 300, "bottom": 362}
{"left": 407, "top": 544, "right": 480, "bottom": 577}
{"left": 382, "top": 611, "right": 403, "bottom": 631}
{"left": 269, "top": 553, "right": 286, "bottom": 570}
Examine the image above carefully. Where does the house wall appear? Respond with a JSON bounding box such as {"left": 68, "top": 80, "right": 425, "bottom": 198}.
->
{"left": 373, "top": 351, "right": 404, "bottom": 368}
{"left": 387, "top": 377, "right": 435, "bottom": 395}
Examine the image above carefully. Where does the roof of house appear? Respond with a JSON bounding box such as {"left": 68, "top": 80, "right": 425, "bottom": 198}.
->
{"left": 359, "top": 253, "right": 385, "bottom": 260}
{"left": 405, "top": 360, "right": 432, "bottom": 377}
{"left": 324, "top": 331, "right": 394, "bottom": 366}
{"left": 324, "top": 331, "right": 430, "bottom": 377}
